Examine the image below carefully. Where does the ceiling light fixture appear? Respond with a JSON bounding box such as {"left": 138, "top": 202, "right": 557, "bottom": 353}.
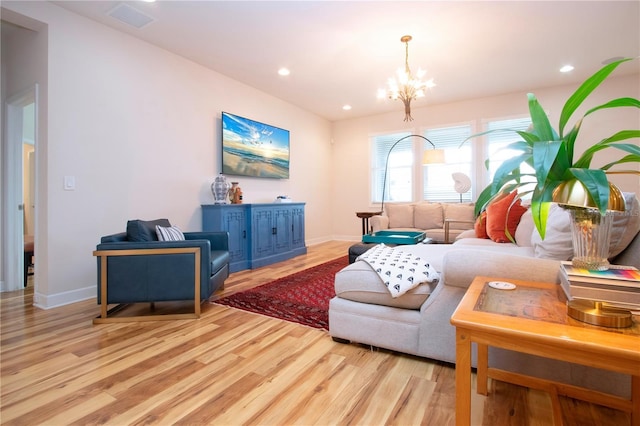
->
{"left": 342, "top": 105, "right": 352, "bottom": 111}
{"left": 378, "top": 35, "right": 435, "bottom": 122}
{"left": 560, "top": 65, "right": 574, "bottom": 73}
{"left": 278, "top": 68, "right": 290, "bottom": 76}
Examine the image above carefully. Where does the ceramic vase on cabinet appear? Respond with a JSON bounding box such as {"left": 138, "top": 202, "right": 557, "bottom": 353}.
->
{"left": 229, "top": 182, "right": 239, "bottom": 203}
{"left": 211, "top": 174, "right": 231, "bottom": 204}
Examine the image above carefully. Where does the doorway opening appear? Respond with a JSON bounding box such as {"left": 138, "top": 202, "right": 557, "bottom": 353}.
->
{"left": 2, "top": 85, "right": 37, "bottom": 292}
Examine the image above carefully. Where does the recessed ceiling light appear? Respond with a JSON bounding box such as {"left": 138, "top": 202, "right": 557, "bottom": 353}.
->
{"left": 278, "top": 68, "right": 290, "bottom": 76}
{"left": 342, "top": 105, "right": 352, "bottom": 111}
{"left": 560, "top": 65, "right": 574, "bottom": 73}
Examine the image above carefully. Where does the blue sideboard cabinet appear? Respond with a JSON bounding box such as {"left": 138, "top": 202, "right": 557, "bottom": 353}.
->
{"left": 201, "top": 203, "right": 306, "bottom": 272}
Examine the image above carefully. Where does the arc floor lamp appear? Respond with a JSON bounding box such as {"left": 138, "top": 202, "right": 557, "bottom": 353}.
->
{"left": 379, "top": 134, "right": 445, "bottom": 213}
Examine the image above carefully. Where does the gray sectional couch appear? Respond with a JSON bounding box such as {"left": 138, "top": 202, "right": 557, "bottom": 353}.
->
{"left": 329, "top": 195, "right": 640, "bottom": 399}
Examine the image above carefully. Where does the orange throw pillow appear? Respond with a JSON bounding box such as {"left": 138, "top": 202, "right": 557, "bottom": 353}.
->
{"left": 486, "top": 191, "right": 528, "bottom": 243}
{"left": 474, "top": 211, "right": 488, "bottom": 239}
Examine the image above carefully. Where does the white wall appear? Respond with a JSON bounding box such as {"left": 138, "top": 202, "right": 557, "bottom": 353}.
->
{"left": 2, "top": 1, "right": 334, "bottom": 308}
{"left": 331, "top": 73, "right": 640, "bottom": 240}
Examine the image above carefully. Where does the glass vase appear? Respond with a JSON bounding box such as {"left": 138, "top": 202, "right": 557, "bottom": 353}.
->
{"left": 568, "top": 208, "right": 613, "bottom": 271}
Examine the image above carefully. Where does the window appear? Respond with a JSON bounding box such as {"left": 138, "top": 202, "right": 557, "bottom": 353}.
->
{"left": 485, "top": 116, "right": 534, "bottom": 185}
{"left": 371, "top": 132, "right": 412, "bottom": 203}
{"left": 423, "top": 125, "right": 473, "bottom": 202}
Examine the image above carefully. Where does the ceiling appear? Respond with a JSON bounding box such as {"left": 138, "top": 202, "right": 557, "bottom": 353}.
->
{"left": 51, "top": 1, "right": 640, "bottom": 122}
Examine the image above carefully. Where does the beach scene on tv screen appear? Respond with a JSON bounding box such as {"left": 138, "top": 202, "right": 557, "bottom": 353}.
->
{"left": 222, "top": 112, "right": 290, "bottom": 179}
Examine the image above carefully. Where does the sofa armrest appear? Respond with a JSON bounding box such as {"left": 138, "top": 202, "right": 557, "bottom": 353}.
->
{"left": 370, "top": 215, "right": 389, "bottom": 233}
{"left": 442, "top": 249, "right": 561, "bottom": 289}
{"left": 185, "top": 231, "right": 229, "bottom": 251}
{"left": 444, "top": 219, "right": 475, "bottom": 243}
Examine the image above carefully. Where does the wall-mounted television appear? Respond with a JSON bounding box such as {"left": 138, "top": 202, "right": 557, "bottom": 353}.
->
{"left": 221, "top": 111, "right": 290, "bottom": 179}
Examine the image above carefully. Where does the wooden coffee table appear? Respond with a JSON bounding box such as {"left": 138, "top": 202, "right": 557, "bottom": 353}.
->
{"left": 450, "top": 276, "right": 640, "bottom": 426}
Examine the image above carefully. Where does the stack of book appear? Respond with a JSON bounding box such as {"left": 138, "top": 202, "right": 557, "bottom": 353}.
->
{"left": 560, "top": 261, "right": 640, "bottom": 308}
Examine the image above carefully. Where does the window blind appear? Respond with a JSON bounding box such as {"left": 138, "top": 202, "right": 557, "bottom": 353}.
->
{"left": 423, "top": 125, "right": 472, "bottom": 202}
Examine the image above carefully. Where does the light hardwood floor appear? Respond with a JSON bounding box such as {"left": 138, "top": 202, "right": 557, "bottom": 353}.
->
{"left": 0, "top": 240, "right": 629, "bottom": 425}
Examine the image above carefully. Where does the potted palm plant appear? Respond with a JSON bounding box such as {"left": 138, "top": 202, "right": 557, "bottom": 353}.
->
{"left": 466, "top": 57, "right": 639, "bottom": 241}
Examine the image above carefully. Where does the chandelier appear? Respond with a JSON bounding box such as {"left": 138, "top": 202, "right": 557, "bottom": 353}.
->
{"left": 378, "top": 35, "right": 435, "bottom": 122}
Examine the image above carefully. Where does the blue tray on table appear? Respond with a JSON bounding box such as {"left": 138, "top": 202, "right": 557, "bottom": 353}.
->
{"left": 362, "top": 230, "right": 426, "bottom": 245}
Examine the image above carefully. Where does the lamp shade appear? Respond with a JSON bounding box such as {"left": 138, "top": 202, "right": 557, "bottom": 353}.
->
{"left": 423, "top": 149, "right": 445, "bottom": 164}
{"left": 552, "top": 179, "right": 625, "bottom": 212}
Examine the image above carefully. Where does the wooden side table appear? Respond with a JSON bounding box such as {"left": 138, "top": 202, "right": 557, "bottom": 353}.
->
{"left": 451, "top": 276, "right": 640, "bottom": 426}
{"left": 355, "top": 211, "right": 382, "bottom": 235}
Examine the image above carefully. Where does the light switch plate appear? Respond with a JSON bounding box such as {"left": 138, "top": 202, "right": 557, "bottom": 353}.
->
{"left": 64, "top": 175, "right": 76, "bottom": 191}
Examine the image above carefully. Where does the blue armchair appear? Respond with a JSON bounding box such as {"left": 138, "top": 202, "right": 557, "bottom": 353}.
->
{"left": 93, "top": 219, "right": 230, "bottom": 323}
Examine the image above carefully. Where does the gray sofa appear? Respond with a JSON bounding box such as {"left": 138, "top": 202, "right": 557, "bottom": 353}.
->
{"left": 329, "top": 195, "right": 640, "bottom": 399}
{"left": 370, "top": 202, "right": 475, "bottom": 243}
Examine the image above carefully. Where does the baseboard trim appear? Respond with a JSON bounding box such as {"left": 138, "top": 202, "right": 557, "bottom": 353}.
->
{"left": 33, "top": 285, "right": 95, "bottom": 309}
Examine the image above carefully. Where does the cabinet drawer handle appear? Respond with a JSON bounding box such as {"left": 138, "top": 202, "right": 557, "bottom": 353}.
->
{"left": 243, "top": 230, "right": 246, "bottom": 239}
{"left": 272, "top": 227, "right": 277, "bottom": 235}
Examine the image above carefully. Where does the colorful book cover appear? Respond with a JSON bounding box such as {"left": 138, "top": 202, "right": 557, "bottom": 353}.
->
{"left": 561, "top": 261, "right": 640, "bottom": 282}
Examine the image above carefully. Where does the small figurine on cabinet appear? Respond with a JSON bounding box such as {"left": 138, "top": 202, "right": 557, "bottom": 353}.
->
{"left": 229, "top": 182, "right": 243, "bottom": 204}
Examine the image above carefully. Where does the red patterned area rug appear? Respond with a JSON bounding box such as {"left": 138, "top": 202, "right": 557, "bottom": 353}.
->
{"left": 214, "top": 256, "right": 349, "bottom": 330}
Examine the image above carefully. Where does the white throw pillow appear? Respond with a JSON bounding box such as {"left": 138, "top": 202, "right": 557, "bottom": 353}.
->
{"left": 531, "top": 204, "right": 573, "bottom": 260}
{"left": 156, "top": 225, "right": 185, "bottom": 241}
{"left": 530, "top": 195, "right": 640, "bottom": 260}
{"left": 515, "top": 209, "right": 534, "bottom": 247}
{"left": 609, "top": 193, "right": 640, "bottom": 258}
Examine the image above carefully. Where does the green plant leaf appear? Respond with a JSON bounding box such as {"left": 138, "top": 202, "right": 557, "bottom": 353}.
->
{"left": 562, "top": 118, "right": 582, "bottom": 166}
{"left": 602, "top": 154, "right": 640, "bottom": 170}
{"left": 530, "top": 183, "right": 556, "bottom": 239}
{"left": 574, "top": 132, "right": 640, "bottom": 168}
{"left": 474, "top": 184, "right": 496, "bottom": 216}
{"left": 533, "top": 141, "right": 570, "bottom": 188}
{"left": 491, "top": 153, "right": 532, "bottom": 191}
{"left": 584, "top": 97, "right": 640, "bottom": 117}
{"left": 528, "top": 94, "right": 555, "bottom": 141}
{"left": 559, "top": 58, "right": 633, "bottom": 137}
{"left": 458, "top": 129, "right": 536, "bottom": 148}
{"left": 516, "top": 130, "right": 539, "bottom": 143}
{"left": 568, "top": 169, "right": 610, "bottom": 214}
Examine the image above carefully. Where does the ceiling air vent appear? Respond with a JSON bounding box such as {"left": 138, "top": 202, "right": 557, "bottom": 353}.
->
{"left": 108, "top": 3, "right": 155, "bottom": 29}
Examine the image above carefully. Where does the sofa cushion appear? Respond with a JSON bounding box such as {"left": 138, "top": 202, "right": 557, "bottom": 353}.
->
{"left": 156, "top": 225, "right": 185, "bottom": 241}
{"left": 515, "top": 209, "right": 535, "bottom": 247}
{"left": 126, "top": 218, "right": 171, "bottom": 242}
{"left": 531, "top": 193, "right": 640, "bottom": 261}
{"left": 531, "top": 203, "right": 573, "bottom": 260}
{"left": 609, "top": 193, "right": 640, "bottom": 258}
{"left": 386, "top": 204, "right": 415, "bottom": 228}
{"left": 334, "top": 261, "right": 437, "bottom": 309}
{"left": 443, "top": 203, "right": 475, "bottom": 229}
{"left": 414, "top": 203, "right": 444, "bottom": 230}
{"left": 486, "top": 192, "right": 528, "bottom": 243}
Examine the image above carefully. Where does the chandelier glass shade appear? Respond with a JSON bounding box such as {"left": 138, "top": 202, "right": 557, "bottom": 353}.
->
{"left": 379, "top": 35, "right": 435, "bottom": 122}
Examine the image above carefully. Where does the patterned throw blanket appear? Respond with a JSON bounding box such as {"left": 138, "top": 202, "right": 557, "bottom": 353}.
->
{"left": 357, "top": 243, "right": 439, "bottom": 298}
